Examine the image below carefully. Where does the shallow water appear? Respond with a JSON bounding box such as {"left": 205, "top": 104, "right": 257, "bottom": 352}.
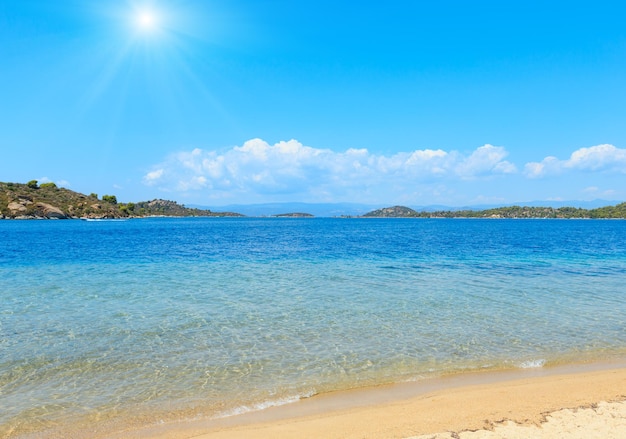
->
{"left": 2, "top": 218, "right": 626, "bottom": 437}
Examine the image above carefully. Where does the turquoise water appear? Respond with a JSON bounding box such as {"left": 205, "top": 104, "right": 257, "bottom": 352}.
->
{"left": 2, "top": 218, "right": 626, "bottom": 437}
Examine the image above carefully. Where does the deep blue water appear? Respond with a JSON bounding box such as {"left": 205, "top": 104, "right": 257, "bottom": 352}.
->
{"left": 2, "top": 218, "right": 626, "bottom": 437}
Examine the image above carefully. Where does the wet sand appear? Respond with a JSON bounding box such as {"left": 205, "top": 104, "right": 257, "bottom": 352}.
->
{"left": 112, "top": 361, "right": 626, "bottom": 439}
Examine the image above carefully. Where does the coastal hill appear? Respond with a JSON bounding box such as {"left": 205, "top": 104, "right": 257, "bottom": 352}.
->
{"left": 362, "top": 206, "right": 420, "bottom": 217}
{"left": 0, "top": 181, "right": 242, "bottom": 219}
{"left": 363, "top": 204, "right": 626, "bottom": 219}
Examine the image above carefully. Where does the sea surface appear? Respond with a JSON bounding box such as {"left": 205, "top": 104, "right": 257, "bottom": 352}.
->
{"left": 2, "top": 217, "right": 626, "bottom": 437}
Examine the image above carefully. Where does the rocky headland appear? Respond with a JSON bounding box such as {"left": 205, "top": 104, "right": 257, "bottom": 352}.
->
{"left": 0, "top": 181, "right": 242, "bottom": 219}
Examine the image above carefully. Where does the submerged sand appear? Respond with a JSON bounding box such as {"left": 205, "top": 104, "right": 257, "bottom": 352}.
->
{"left": 109, "top": 363, "right": 626, "bottom": 439}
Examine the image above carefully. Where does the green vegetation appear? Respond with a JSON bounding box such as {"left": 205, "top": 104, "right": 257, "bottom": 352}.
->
{"left": 102, "top": 194, "right": 118, "bottom": 204}
{"left": 363, "top": 204, "right": 626, "bottom": 219}
{"left": 362, "top": 206, "right": 419, "bottom": 217}
{"left": 588, "top": 203, "right": 626, "bottom": 218}
{"left": 0, "top": 181, "right": 243, "bottom": 219}
{"left": 119, "top": 202, "right": 135, "bottom": 215}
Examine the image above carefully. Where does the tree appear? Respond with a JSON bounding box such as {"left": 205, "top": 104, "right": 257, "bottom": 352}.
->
{"left": 119, "top": 203, "right": 135, "bottom": 214}
{"left": 102, "top": 194, "right": 117, "bottom": 204}
{"left": 27, "top": 180, "right": 38, "bottom": 189}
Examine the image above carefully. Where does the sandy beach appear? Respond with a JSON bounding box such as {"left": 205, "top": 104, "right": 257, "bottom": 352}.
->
{"left": 108, "top": 363, "right": 626, "bottom": 439}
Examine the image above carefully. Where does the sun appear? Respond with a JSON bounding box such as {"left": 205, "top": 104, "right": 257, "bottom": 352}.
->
{"left": 136, "top": 9, "right": 158, "bottom": 31}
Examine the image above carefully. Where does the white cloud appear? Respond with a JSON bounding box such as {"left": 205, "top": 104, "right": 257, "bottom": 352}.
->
{"left": 455, "top": 144, "right": 517, "bottom": 178}
{"left": 38, "top": 177, "right": 71, "bottom": 188}
{"left": 565, "top": 144, "right": 626, "bottom": 171}
{"left": 583, "top": 186, "right": 617, "bottom": 198}
{"left": 143, "top": 169, "right": 164, "bottom": 185}
{"left": 524, "top": 144, "right": 626, "bottom": 178}
{"left": 523, "top": 156, "right": 561, "bottom": 178}
{"left": 142, "top": 139, "right": 517, "bottom": 202}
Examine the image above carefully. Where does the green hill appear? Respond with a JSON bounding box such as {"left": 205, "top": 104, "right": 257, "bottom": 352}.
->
{"left": 362, "top": 203, "right": 626, "bottom": 219}
{"left": 362, "top": 206, "right": 420, "bottom": 217}
{"left": 0, "top": 181, "right": 242, "bottom": 219}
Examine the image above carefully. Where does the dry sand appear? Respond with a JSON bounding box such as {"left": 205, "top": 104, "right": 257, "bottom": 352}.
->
{"left": 114, "top": 364, "right": 626, "bottom": 439}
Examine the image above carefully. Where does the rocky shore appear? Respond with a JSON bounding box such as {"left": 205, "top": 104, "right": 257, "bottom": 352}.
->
{"left": 0, "top": 181, "right": 241, "bottom": 219}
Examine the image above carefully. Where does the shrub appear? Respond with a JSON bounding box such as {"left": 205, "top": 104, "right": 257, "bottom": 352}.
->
{"left": 27, "top": 180, "right": 38, "bottom": 189}
{"left": 102, "top": 194, "right": 117, "bottom": 204}
{"left": 119, "top": 203, "right": 135, "bottom": 216}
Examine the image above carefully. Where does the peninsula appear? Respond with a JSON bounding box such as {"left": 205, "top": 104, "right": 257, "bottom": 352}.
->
{"left": 0, "top": 181, "right": 242, "bottom": 219}
{"left": 362, "top": 203, "right": 626, "bottom": 219}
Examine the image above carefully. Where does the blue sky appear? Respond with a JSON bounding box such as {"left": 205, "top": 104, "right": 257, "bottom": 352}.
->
{"left": 2, "top": 1, "right": 626, "bottom": 207}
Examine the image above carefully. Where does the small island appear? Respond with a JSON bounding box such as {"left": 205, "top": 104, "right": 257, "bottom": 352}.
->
{"left": 273, "top": 212, "right": 315, "bottom": 218}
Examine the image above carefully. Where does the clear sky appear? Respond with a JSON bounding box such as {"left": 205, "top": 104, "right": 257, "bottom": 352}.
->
{"left": 2, "top": 0, "right": 626, "bottom": 207}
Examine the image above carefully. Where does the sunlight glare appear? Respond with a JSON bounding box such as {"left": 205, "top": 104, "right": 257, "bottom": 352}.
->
{"left": 136, "top": 10, "right": 158, "bottom": 31}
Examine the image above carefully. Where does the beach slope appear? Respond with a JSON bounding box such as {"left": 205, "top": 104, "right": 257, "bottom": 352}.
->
{"left": 122, "top": 366, "right": 626, "bottom": 439}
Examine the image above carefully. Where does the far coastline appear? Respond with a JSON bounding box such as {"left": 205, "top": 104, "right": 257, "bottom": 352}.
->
{"left": 2, "top": 180, "right": 626, "bottom": 220}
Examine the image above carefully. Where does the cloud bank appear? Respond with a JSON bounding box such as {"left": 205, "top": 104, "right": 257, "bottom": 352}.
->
{"left": 142, "top": 140, "right": 626, "bottom": 204}
{"left": 524, "top": 144, "right": 626, "bottom": 178}
{"left": 143, "top": 139, "right": 517, "bottom": 202}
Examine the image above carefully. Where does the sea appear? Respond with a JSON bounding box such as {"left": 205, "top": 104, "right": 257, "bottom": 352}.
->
{"left": 2, "top": 217, "right": 626, "bottom": 437}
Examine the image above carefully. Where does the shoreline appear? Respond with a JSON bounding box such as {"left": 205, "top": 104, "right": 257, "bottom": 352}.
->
{"left": 105, "top": 360, "right": 626, "bottom": 439}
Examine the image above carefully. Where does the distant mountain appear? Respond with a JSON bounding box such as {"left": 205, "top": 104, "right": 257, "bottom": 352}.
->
{"left": 189, "top": 202, "right": 382, "bottom": 217}
{"left": 410, "top": 199, "right": 620, "bottom": 212}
